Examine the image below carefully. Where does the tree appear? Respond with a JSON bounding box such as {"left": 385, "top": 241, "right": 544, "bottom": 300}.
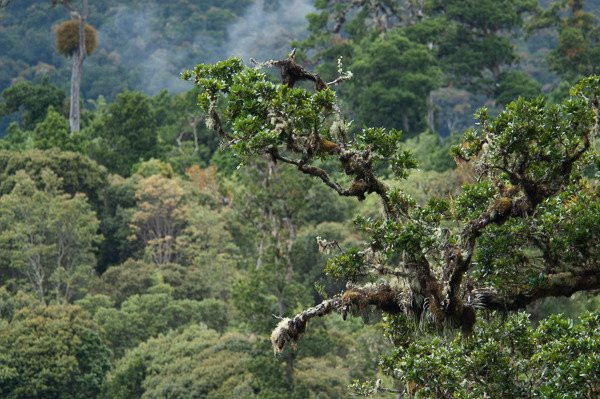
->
{"left": 0, "top": 303, "right": 111, "bottom": 399}
{"left": 91, "top": 280, "right": 223, "bottom": 357}
{"left": 0, "top": 148, "right": 108, "bottom": 208}
{"left": 0, "top": 170, "right": 101, "bottom": 303}
{"left": 153, "top": 89, "right": 222, "bottom": 172}
{"left": 494, "top": 70, "right": 542, "bottom": 106}
{"left": 184, "top": 54, "right": 600, "bottom": 394}
{"left": 95, "top": 174, "right": 138, "bottom": 271}
{"left": 406, "top": 0, "right": 538, "bottom": 95}
{"left": 310, "top": 0, "right": 405, "bottom": 36}
{"left": 297, "top": 2, "right": 440, "bottom": 133}
{"left": 528, "top": 0, "right": 600, "bottom": 82}
{"left": 94, "top": 259, "right": 158, "bottom": 306}
{"left": 345, "top": 30, "right": 441, "bottom": 133}
{"left": 299, "top": 0, "right": 538, "bottom": 126}
{"left": 103, "top": 326, "right": 255, "bottom": 399}
{"left": 32, "top": 105, "right": 81, "bottom": 150}
{"left": 297, "top": 0, "right": 406, "bottom": 73}
{"left": 130, "top": 174, "right": 187, "bottom": 265}
{"left": 0, "top": 78, "right": 65, "bottom": 131}
{"left": 353, "top": 312, "right": 600, "bottom": 397}
{"left": 88, "top": 91, "right": 160, "bottom": 176}
{"left": 52, "top": 0, "right": 95, "bottom": 132}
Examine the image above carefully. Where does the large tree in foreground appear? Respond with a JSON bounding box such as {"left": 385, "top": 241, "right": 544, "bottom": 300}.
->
{"left": 184, "top": 52, "right": 600, "bottom": 395}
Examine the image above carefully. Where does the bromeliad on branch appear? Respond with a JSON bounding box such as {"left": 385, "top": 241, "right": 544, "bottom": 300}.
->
{"left": 183, "top": 53, "right": 600, "bottom": 353}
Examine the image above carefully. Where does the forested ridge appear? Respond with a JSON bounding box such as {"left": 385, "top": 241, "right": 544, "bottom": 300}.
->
{"left": 0, "top": 0, "right": 600, "bottom": 398}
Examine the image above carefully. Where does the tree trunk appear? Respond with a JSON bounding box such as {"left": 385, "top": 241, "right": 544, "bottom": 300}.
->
{"left": 69, "top": 50, "right": 83, "bottom": 132}
{"left": 426, "top": 91, "right": 435, "bottom": 132}
{"left": 68, "top": 0, "right": 88, "bottom": 132}
{"left": 402, "top": 113, "right": 409, "bottom": 132}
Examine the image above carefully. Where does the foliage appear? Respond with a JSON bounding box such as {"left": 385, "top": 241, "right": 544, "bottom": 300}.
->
{"left": 94, "top": 259, "right": 157, "bottom": 306}
{"left": 294, "top": 356, "right": 351, "bottom": 398}
{"left": 94, "top": 259, "right": 221, "bottom": 306}
{"left": 291, "top": 221, "right": 359, "bottom": 299}
{"left": 153, "top": 89, "right": 222, "bottom": 173}
{"left": 87, "top": 91, "right": 160, "bottom": 176}
{"left": 92, "top": 281, "right": 209, "bottom": 357}
{"left": 0, "top": 148, "right": 108, "bottom": 207}
{"left": 345, "top": 30, "right": 442, "bottom": 134}
{"left": 55, "top": 19, "right": 97, "bottom": 57}
{"left": 495, "top": 70, "right": 543, "bottom": 106}
{"left": 130, "top": 174, "right": 187, "bottom": 264}
{"left": 297, "top": 0, "right": 541, "bottom": 134}
{"left": 32, "top": 105, "right": 82, "bottom": 150}
{"left": 0, "top": 304, "right": 111, "bottom": 399}
{"left": 0, "top": 170, "right": 101, "bottom": 303}
{"left": 103, "top": 325, "right": 254, "bottom": 399}
{"left": 0, "top": 78, "right": 66, "bottom": 131}
{"left": 418, "top": 0, "right": 538, "bottom": 93}
{"left": 528, "top": 0, "right": 600, "bottom": 82}
{"left": 95, "top": 174, "right": 138, "bottom": 271}
{"left": 372, "top": 312, "right": 600, "bottom": 398}
{"left": 403, "top": 131, "right": 460, "bottom": 173}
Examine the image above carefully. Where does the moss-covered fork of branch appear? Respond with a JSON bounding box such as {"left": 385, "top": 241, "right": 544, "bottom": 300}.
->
{"left": 184, "top": 54, "right": 600, "bottom": 354}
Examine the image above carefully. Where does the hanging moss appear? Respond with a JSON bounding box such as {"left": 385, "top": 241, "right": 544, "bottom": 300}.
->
{"left": 55, "top": 19, "right": 97, "bottom": 57}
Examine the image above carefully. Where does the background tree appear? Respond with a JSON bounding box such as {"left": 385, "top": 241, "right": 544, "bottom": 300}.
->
{"left": 0, "top": 304, "right": 111, "bottom": 399}
{"left": 407, "top": 0, "right": 538, "bottom": 95}
{"left": 528, "top": 0, "right": 600, "bottom": 82}
{"left": 153, "top": 89, "right": 222, "bottom": 173}
{"left": 0, "top": 78, "right": 65, "bottom": 131}
{"left": 32, "top": 105, "right": 82, "bottom": 150}
{"left": 345, "top": 30, "right": 441, "bottom": 133}
{"left": 87, "top": 91, "right": 160, "bottom": 176}
{"left": 0, "top": 170, "right": 101, "bottom": 303}
{"left": 88, "top": 280, "right": 217, "bottom": 357}
{"left": 103, "top": 326, "right": 255, "bottom": 399}
{"left": 0, "top": 149, "right": 108, "bottom": 211}
{"left": 129, "top": 174, "right": 186, "bottom": 265}
{"left": 53, "top": 0, "right": 95, "bottom": 132}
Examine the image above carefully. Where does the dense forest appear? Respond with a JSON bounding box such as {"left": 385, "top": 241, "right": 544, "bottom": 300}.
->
{"left": 0, "top": 0, "right": 600, "bottom": 397}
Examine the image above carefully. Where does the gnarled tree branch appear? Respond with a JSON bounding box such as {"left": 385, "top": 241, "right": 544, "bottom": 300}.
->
{"left": 271, "top": 282, "right": 404, "bottom": 353}
{"left": 470, "top": 269, "right": 600, "bottom": 311}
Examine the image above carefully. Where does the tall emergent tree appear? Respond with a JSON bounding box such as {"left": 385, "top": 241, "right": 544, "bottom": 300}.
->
{"left": 184, "top": 52, "right": 600, "bottom": 395}
{"left": 53, "top": 0, "right": 95, "bottom": 132}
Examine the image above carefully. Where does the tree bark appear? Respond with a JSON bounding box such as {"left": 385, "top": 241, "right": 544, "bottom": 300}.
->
{"left": 69, "top": 49, "right": 83, "bottom": 132}
{"left": 66, "top": 0, "right": 88, "bottom": 132}
{"left": 426, "top": 91, "right": 435, "bottom": 132}
{"left": 402, "top": 112, "right": 409, "bottom": 132}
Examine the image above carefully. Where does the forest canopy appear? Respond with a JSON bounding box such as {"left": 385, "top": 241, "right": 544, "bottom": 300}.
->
{"left": 0, "top": 0, "right": 600, "bottom": 398}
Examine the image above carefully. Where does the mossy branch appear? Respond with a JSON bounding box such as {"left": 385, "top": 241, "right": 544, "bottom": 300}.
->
{"left": 271, "top": 283, "right": 404, "bottom": 353}
{"left": 470, "top": 269, "right": 600, "bottom": 311}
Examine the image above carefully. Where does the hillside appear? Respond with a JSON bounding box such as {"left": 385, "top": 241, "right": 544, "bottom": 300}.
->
{"left": 0, "top": 1, "right": 600, "bottom": 397}
{"left": 0, "top": 0, "right": 311, "bottom": 98}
